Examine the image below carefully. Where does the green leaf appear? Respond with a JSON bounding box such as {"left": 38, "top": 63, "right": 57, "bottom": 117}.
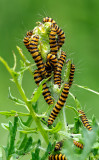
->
{"left": 16, "top": 46, "right": 31, "bottom": 66}
{"left": 73, "top": 117, "right": 81, "bottom": 134}
{"left": 65, "top": 105, "right": 78, "bottom": 115}
{"left": 31, "top": 84, "right": 43, "bottom": 102}
{"left": 74, "top": 84, "right": 99, "bottom": 95}
{"left": 64, "top": 59, "right": 71, "bottom": 83}
{"left": 8, "top": 87, "right": 26, "bottom": 107}
{"left": 32, "top": 139, "right": 41, "bottom": 160}
{"left": 18, "top": 117, "right": 37, "bottom": 134}
{"left": 17, "top": 134, "right": 28, "bottom": 150}
{"left": 12, "top": 51, "right": 16, "bottom": 71}
{"left": 0, "top": 110, "right": 30, "bottom": 117}
{"left": 44, "top": 122, "right": 62, "bottom": 133}
{"left": 32, "top": 102, "right": 38, "bottom": 113}
{"left": 81, "top": 129, "right": 98, "bottom": 160}
{"left": 24, "top": 137, "right": 33, "bottom": 152}
{"left": 7, "top": 117, "right": 18, "bottom": 158}
{"left": 41, "top": 142, "right": 54, "bottom": 160}
{"left": 1, "top": 123, "right": 9, "bottom": 130}
{"left": 0, "top": 147, "right": 3, "bottom": 160}
{"left": 69, "top": 92, "right": 81, "bottom": 110}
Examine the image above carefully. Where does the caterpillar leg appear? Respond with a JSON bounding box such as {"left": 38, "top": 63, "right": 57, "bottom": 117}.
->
{"left": 48, "top": 83, "right": 69, "bottom": 125}
{"left": 29, "top": 35, "right": 47, "bottom": 77}
{"left": 34, "top": 69, "right": 53, "bottom": 105}
{"left": 78, "top": 110, "right": 92, "bottom": 131}
{"left": 54, "top": 51, "right": 66, "bottom": 88}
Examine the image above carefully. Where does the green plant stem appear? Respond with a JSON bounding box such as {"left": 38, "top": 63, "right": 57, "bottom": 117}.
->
{"left": 0, "top": 57, "right": 49, "bottom": 145}
{"left": 64, "top": 60, "right": 71, "bottom": 83}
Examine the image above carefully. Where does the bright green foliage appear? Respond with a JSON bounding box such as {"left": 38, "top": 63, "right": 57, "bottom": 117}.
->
{"left": 0, "top": 21, "right": 99, "bottom": 160}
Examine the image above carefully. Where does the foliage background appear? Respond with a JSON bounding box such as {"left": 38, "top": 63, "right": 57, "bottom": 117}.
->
{"left": 0, "top": 0, "right": 99, "bottom": 159}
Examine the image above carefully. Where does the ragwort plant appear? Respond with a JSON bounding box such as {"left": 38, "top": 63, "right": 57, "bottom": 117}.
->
{"left": 0, "top": 18, "right": 99, "bottom": 160}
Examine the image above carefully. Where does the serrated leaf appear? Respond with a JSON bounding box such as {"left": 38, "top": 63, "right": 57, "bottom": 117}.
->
{"left": 8, "top": 87, "right": 26, "bottom": 107}
{"left": 18, "top": 117, "right": 37, "bottom": 134}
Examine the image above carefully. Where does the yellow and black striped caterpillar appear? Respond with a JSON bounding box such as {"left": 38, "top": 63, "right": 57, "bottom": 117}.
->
{"left": 78, "top": 110, "right": 92, "bottom": 131}
{"left": 34, "top": 69, "right": 53, "bottom": 105}
{"left": 43, "top": 17, "right": 65, "bottom": 51}
{"left": 49, "top": 24, "right": 58, "bottom": 56}
{"left": 69, "top": 64, "right": 75, "bottom": 87}
{"left": 54, "top": 51, "right": 66, "bottom": 88}
{"left": 49, "top": 154, "right": 67, "bottom": 160}
{"left": 54, "top": 140, "right": 64, "bottom": 151}
{"left": 29, "top": 35, "right": 47, "bottom": 77}
{"left": 73, "top": 140, "right": 84, "bottom": 150}
{"left": 48, "top": 83, "right": 69, "bottom": 125}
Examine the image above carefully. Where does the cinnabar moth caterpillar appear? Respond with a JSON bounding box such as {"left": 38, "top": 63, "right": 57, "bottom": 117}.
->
{"left": 54, "top": 140, "right": 63, "bottom": 151}
{"left": 34, "top": 69, "right": 53, "bottom": 105}
{"left": 69, "top": 64, "right": 75, "bottom": 87}
{"left": 48, "top": 83, "right": 69, "bottom": 125}
{"left": 49, "top": 154, "right": 67, "bottom": 160}
{"left": 29, "top": 35, "right": 46, "bottom": 77}
{"left": 78, "top": 110, "right": 92, "bottom": 131}
{"left": 49, "top": 24, "right": 58, "bottom": 56}
{"left": 54, "top": 51, "right": 66, "bottom": 88}
{"left": 43, "top": 17, "right": 65, "bottom": 50}
{"left": 73, "top": 140, "right": 83, "bottom": 149}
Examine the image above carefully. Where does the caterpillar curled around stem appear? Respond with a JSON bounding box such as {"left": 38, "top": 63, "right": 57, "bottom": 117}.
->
{"left": 54, "top": 51, "right": 66, "bottom": 88}
{"left": 78, "top": 110, "right": 92, "bottom": 131}
{"left": 48, "top": 154, "right": 67, "bottom": 160}
{"left": 34, "top": 69, "right": 53, "bottom": 105}
{"left": 48, "top": 83, "right": 69, "bottom": 125}
{"left": 73, "top": 140, "right": 84, "bottom": 150}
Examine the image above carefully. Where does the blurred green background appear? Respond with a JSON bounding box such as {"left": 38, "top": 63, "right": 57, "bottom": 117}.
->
{"left": 0, "top": 0, "right": 99, "bottom": 158}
